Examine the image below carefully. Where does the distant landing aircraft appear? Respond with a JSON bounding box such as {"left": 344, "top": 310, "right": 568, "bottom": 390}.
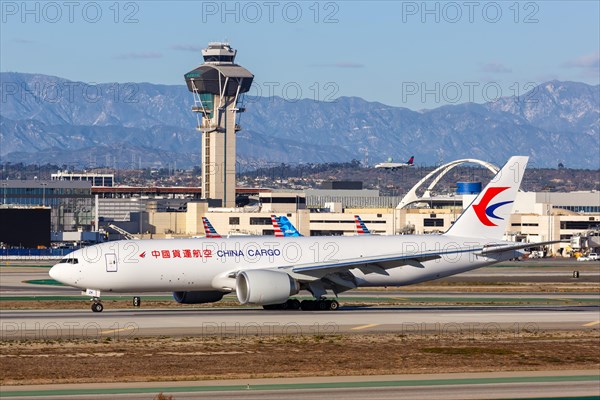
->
{"left": 375, "top": 156, "right": 414, "bottom": 170}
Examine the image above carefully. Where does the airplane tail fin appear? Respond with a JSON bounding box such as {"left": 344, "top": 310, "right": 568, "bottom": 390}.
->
{"left": 407, "top": 156, "right": 414, "bottom": 165}
{"left": 277, "top": 216, "right": 303, "bottom": 237}
{"left": 444, "top": 156, "right": 528, "bottom": 240}
{"left": 271, "top": 215, "right": 284, "bottom": 237}
{"left": 202, "top": 217, "right": 222, "bottom": 239}
{"left": 354, "top": 215, "right": 371, "bottom": 235}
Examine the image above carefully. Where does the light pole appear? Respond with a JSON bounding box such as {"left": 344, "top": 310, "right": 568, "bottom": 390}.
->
{"left": 2, "top": 183, "right": 7, "bottom": 205}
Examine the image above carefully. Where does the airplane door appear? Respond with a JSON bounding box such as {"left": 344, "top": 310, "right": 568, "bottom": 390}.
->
{"left": 105, "top": 253, "right": 118, "bottom": 272}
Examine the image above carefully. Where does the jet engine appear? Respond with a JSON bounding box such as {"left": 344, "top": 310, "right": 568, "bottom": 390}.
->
{"left": 173, "top": 290, "right": 225, "bottom": 304}
{"left": 236, "top": 269, "right": 299, "bottom": 305}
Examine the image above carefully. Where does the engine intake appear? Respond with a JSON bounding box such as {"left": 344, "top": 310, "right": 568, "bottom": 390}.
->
{"left": 236, "top": 269, "right": 299, "bottom": 305}
{"left": 173, "top": 290, "right": 225, "bottom": 304}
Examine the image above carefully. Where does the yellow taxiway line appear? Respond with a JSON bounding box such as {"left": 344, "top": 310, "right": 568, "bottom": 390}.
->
{"left": 101, "top": 326, "right": 137, "bottom": 335}
{"left": 351, "top": 323, "right": 380, "bottom": 331}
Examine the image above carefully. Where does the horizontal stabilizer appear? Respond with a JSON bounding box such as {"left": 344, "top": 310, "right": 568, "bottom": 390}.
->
{"left": 476, "top": 240, "right": 560, "bottom": 256}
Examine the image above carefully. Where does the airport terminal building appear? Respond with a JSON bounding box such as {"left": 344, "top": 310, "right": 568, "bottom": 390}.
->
{"left": 1, "top": 170, "right": 598, "bottom": 257}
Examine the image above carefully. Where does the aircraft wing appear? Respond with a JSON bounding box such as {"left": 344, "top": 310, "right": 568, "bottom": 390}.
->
{"left": 281, "top": 240, "right": 557, "bottom": 281}
{"left": 280, "top": 246, "right": 478, "bottom": 281}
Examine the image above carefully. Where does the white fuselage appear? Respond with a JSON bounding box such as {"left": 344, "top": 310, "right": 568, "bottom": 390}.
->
{"left": 50, "top": 235, "right": 520, "bottom": 294}
{"left": 374, "top": 162, "right": 412, "bottom": 169}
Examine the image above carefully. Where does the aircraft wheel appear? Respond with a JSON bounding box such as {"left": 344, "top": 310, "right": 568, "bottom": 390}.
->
{"left": 300, "top": 300, "right": 315, "bottom": 311}
{"left": 289, "top": 299, "right": 301, "bottom": 310}
{"left": 329, "top": 300, "right": 340, "bottom": 310}
{"left": 262, "top": 304, "right": 277, "bottom": 310}
{"left": 318, "top": 300, "right": 329, "bottom": 310}
{"left": 92, "top": 303, "right": 104, "bottom": 313}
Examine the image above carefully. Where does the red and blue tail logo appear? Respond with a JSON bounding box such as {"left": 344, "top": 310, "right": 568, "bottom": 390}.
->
{"left": 271, "top": 215, "right": 284, "bottom": 237}
{"left": 202, "top": 217, "right": 222, "bottom": 238}
{"left": 354, "top": 215, "right": 371, "bottom": 235}
{"left": 472, "top": 187, "right": 513, "bottom": 226}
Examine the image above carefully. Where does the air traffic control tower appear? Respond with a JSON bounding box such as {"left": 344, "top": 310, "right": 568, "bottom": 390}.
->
{"left": 184, "top": 43, "right": 254, "bottom": 207}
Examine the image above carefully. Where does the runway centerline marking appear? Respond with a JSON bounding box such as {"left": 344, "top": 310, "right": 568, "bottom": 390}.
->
{"left": 101, "top": 326, "right": 136, "bottom": 335}
{"left": 582, "top": 320, "right": 600, "bottom": 327}
{"left": 351, "top": 323, "right": 380, "bottom": 331}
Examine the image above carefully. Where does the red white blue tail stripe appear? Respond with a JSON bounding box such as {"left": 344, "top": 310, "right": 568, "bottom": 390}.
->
{"left": 354, "top": 215, "right": 371, "bottom": 235}
{"left": 271, "top": 215, "right": 284, "bottom": 237}
{"left": 202, "top": 217, "right": 222, "bottom": 239}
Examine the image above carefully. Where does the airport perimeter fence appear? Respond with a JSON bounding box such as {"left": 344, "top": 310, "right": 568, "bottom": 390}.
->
{"left": 0, "top": 248, "right": 76, "bottom": 261}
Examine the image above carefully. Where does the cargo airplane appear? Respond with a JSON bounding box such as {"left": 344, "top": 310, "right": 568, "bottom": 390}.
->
{"left": 374, "top": 155, "right": 414, "bottom": 169}
{"left": 50, "top": 156, "right": 551, "bottom": 312}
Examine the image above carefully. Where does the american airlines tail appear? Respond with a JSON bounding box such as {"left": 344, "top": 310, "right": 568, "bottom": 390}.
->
{"left": 354, "top": 215, "right": 371, "bottom": 235}
{"left": 201, "top": 217, "right": 222, "bottom": 239}
{"left": 444, "top": 156, "right": 528, "bottom": 240}
{"left": 271, "top": 215, "right": 284, "bottom": 237}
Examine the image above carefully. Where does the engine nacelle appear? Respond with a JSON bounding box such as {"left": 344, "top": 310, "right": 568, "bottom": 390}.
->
{"left": 236, "top": 269, "right": 299, "bottom": 305}
{"left": 173, "top": 290, "right": 225, "bottom": 304}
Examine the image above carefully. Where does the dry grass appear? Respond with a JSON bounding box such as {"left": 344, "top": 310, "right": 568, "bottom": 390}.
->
{"left": 1, "top": 330, "right": 598, "bottom": 385}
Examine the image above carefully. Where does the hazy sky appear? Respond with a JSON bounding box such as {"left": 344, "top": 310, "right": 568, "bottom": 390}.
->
{"left": 1, "top": 1, "right": 598, "bottom": 109}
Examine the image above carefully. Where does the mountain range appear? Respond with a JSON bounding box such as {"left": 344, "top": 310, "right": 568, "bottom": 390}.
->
{"left": 0, "top": 72, "right": 598, "bottom": 169}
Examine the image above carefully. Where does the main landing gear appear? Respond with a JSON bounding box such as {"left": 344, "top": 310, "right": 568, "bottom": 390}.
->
{"left": 262, "top": 298, "right": 339, "bottom": 311}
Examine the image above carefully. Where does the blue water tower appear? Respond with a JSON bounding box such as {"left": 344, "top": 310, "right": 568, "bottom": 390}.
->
{"left": 456, "top": 182, "right": 482, "bottom": 195}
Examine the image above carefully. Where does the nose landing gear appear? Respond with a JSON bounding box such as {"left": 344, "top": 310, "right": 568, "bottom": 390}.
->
{"left": 91, "top": 298, "right": 104, "bottom": 312}
{"left": 84, "top": 289, "right": 104, "bottom": 312}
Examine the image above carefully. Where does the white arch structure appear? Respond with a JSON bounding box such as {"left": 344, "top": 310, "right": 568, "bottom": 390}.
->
{"left": 396, "top": 159, "right": 500, "bottom": 209}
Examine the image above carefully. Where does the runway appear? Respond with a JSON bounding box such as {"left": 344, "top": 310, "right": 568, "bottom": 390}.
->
{"left": 2, "top": 370, "right": 598, "bottom": 399}
{"left": 1, "top": 262, "right": 599, "bottom": 338}
{"left": 2, "top": 263, "right": 599, "bottom": 399}
{"left": 2, "top": 304, "right": 599, "bottom": 339}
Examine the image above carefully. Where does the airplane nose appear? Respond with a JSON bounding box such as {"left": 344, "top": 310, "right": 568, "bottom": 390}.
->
{"left": 49, "top": 264, "right": 69, "bottom": 284}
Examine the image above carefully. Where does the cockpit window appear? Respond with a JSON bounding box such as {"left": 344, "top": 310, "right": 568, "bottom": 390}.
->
{"left": 59, "top": 258, "right": 78, "bottom": 264}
